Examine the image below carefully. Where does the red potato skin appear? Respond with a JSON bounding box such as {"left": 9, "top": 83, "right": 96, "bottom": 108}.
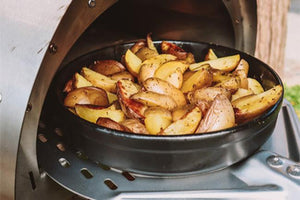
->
{"left": 96, "top": 117, "right": 131, "bottom": 132}
{"left": 161, "top": 41, "right": 188, "bottom": 60}
{"left": 90, "top": 60, "right": 126, "bottom": 76}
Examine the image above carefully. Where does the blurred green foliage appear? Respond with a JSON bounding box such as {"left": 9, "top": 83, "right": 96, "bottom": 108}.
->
{"left": 284, "top": 84, "right": 300, "bottom": 119}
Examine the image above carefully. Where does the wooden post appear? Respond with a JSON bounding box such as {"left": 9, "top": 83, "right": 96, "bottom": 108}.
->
{"left": 255, "top": 0, "right": 290, "bottom": 77}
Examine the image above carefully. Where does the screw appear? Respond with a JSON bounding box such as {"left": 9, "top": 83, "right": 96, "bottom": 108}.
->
{"left": 26, "top": 103, "right": 32, "bottom": 112}
{"left": 267, "top": 155, "right": 283, "bottom": 167}
{"left": 88, "top": 0, "right": 96, "bottom": 8}
{"left": 49, "top": 43, "right": 57, "bottom": 54}
{"left": 287, "top": 165, "right": 300, "bottom": 178}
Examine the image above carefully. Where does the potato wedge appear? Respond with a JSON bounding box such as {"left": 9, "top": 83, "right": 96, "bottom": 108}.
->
{"left": 204, "top": 48, "right": 218, "bottom": 61}
{"left": 81, "top": 67, "right": 117, "bottom": 93}
{"left": 131, "top": 91, "right": 177, "bottom": 110}
{"left": 96, "top": 117, "right": 130, "bottom": 132}
{"left": 247, "top": 78, "right": 264, "bottom": 94}
{"left": 183, "top": 70, "right": 195, "bottom": 82}
{"left": 190, "top": 54, "right": 240, "bottom": 72}
{"left": 146, "top": 33, "right": 158, "bottom": 53}
{"left": 187, "top": 87, "right": 231, "bottom": 104}
{"left": 172, "top": 104, "right": 194, "bottom": 121}
{"left": 75, "top": 104, "right": 125, "bottom": 123}
{"left": 231, "top": 88, "right": 253, "bottom": 102}
{"left": 138, "top": 54, "right": 177, "bottom": 83}
{"left": 63, "top": 79, "right": 74, "bottom": 93}
{"left": 130, "top": 40, "right": 147, "bottom": 53}
{"left": 185, "top": 52, "right": 195, "bottom": 64}
{"left": 106, "top": 91, "right": 118, "bottom": 104}
{"left": 233, "top": 59, "right": 249, "bottom": 89}
{"left": 212, "top": 70, "right": 233, "bottom": 83}
{"left": 181, "top": 67, "right": 213, "bottom": 93}
{"left": 121, "top": 119, "right": 149, "bottom": 134}
{"left": 90, "top": 60, "right": 126, "bottom": 76}
{"left": 124, "top": 49, "right": 142, "bottom": 77}
{"left": 161, "top": 41, "right": 188, "bottom": 60}
{"left": 161, "top": 107, "right": 202, "bottom": 135}
{"left": 196, "top": 94, "right": 235, "bottom": 133}
{"left": 73, "top": 72, "right": 92, "bottom": 88}
{"left": 215, "top": 76, "right": 241, "bottom": 93}
{"left": 232, "top": 85, "right": 282, "bottom": 123}
{"left": 110, "top": 71, "right": 134, "bottom": 81}
{"left": 235, "top": 59, "right": 249, "bottom": 75}
{"left": 143, "top": 77, "right": 186, "bottom": 107}
{"left": 116, "top": 80, "right": 147, "bottom": 119}
{"left": 135, "top": 47, "right": 159, "bottom": 61}
{"left": 64, "top": 86, "right": 109, "bottom": 108}
{"left": 144, "top": 107, "right": 172, "bottom": 135}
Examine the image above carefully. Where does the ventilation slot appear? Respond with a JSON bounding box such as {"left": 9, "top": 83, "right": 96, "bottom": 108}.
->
{"left": 81, "top": 168, "right": 93, "bottom": 179}
{"left": 122, "top": 171, "right": 135, "bottom": 181}
{"left": 28, "top": 171, "right": 36, "bottom": 190}
{"left": 104, "top": 179, "right": 118, "bottom": 190}
{"left": 56, "top": 142, "right": 66, "bottom": 152}
{"left": 38, "top": 134, "right": 47, "bottom": 143}
{"left": 59, "top": 158, "right": 71, "bottom": 168}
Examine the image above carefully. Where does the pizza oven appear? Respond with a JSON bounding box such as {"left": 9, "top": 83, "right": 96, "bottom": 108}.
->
{"left": 1, "top": 0, "right": 299, "bottom": 199}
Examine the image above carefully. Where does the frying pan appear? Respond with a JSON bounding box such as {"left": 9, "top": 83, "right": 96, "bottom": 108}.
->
{"left": 44, "top": 41, "right": 283, "bottom": 176}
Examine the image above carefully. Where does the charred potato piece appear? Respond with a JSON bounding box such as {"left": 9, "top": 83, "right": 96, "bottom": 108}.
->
{"left": 232, "top": 85, "right": 282, "bottom": 123}
{"left": 190, "top": 54, "right": 240, "bottom": 72}
{"left": 124, "top": 49, "right": 142, "bottom": 77}
{"left": 143, "top": 77, "right": 186, "bottom": 107}
{"left": 81, "top": 67, "right": 117, "bottom": 93}
{"left": 121, "top": 119, "right": 149, "bottom": 134}
{"left": 90, "top": 60, "right": 126, "bottom": 76}
{"left": 196, "top": 94, "right": 235, "bottom": 133}
{"left": 185, "top": 52, "right": 196, "bottom": 64}
{"left": 131, "top": 91, "right": 177, "bottom": 110}
{"left": 181, "top": 67, "right": 213, "bottom": 93}
{"left": 116, "top": 80, "right": 147, "bottom": 119}
{"left": 75, "top": 104, "right": 125, "bottom": 123}
{"left": 247, "top": 78, "right": 264, "bottom": 94}
{"left": 204, "top": 48, "right": 218, "bottom": 61}
{"left": 144, "top": 107, "right": 172, "bottom": 135}
{"left": 161, "top": 41, "right": 188, "bottom": 60}
{"left": 161, "top": 107, "right": 202, "bottom": 135}
{"left": 96, "top": 117, "right": 130, "bottom": 132}
{"left": 110, "top": 71, "right": 134, "bottom": 81}
{"left": 64, "top": 86, "right": 109, "bottom": 108}
{"left": 138, "top": 54, "right": 177, "bottom": 83}
{"left": 135, "top": 47, "right": 159, "bottom": 61}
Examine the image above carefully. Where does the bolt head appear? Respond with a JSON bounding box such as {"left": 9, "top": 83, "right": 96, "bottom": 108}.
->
{"left": 287, "top": 165, "right": 300, "bottom": 178}
{"left": 267, "top": 155, "right": 283, "bottom": 167}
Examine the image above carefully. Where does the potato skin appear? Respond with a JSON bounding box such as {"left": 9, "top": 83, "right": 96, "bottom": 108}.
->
{"left": 121, "top": 119, "right": 149, "bottom": 134}
{"left": 110, "top": 71, "right": 134, "bottom": 81}
{"left": 91, "top": 60, "right": 126, "bottom": 76}
{"left": 64, "top": 86, "right": 109, "bottom": 108}
{"left": 144, "top": 107, "right": 172, "bottom": 135}
{"left": 181, "top": 68, "right": 213, "bottom": 93}
{"left": 135, "top": 47, "right": 159, "bottom": 61}
{"left": 161, "top": 41, "right": 188, "bottom": 60}
{"left": 130, "top": 40, "right": 147, "bottom": 53}
{"left": 96, "top": 117, "right": 130, "bottom": 132}
{"left": 196, "top": 94, "right": 235, "bottom": 133}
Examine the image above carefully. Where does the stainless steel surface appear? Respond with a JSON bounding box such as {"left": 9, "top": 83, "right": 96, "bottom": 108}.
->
{"left": 0, "top": 0, "right": 117, "bottom": 199}
{"left": 37, "top": 100, "right": 300, "bottom": 199}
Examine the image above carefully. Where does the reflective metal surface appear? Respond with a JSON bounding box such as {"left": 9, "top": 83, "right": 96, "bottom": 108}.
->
{"left": 37, "top": 100, "right": 300, "bottom": 199}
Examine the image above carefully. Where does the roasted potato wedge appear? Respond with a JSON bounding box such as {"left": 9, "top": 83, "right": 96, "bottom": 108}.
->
{"left": 231, "top": 88, "right": 253, "bottom": 102}
{"left": 235, "top": 59, "right": 249, "bottom": 75}
{"left": 233, "top": 59, "right": 249, "bottom": 89}
{"left": 130, "top": 40, "right": 147, "bottom": 53}
{"left": 172, "top": 104, "right": 194, "bottom": 121}
{"left": 161, "top": 41, "right": 188, "bottom": 60}
{"left": 90, "top": 60, "right": 126, "bottom": 76}
{"left": 143, "top": 77, "right": 186, "bottom": 107}
{"left": 187, "top": 87, "right": 231, "bottom": 104}
{"left": 146, "top": 33, "right": 158, "bottom": 53}
{"left": 185, "top": 52, "right": 195, "bottom": 64}
{"left": 63, "top": 79, "right": 74, "bottom": 93}
{"left": 75, "top": 104, "right": 125, "bottom": 123}
{"left": 196, "top": 94, "right": 235, "bottom": 133}
{"left": 190, "top": 54, "right": 240, "bottom": 72}
{"left": 121, "top": 119, "right": 149, "bottom": 134}
{"left": 106, "top": 91, "right": 118, "bottom": 104}
{"left": 144, "top": 107, "right": 172, "bottom": 135}
{"left": 96, "top": 117, "right": 130, "bottom": 132}
{"left": 135, "top": 47, "right": 159, "bottom": 61}
{"left": 110, "top": 71, "right": 134, "bottom": 81}
{"left": 73, "top": 72, "right": 92, "bottom": 88}
{"left": 81, "top": 67, "right": 117, "bottom": 93}
{"left": 64, "top": 86, "right": 109, "bottom": 108}
{"left": 138, "top": 54, "right": 177, "bottom": 83}
{"left": 232, "top": 85, "right": 282, "bottom": 123}
{"left": 212, "top": 70, "right": 233, "bottom": 83}
{"left": 131, "top": 91, "right": 177, "bottom": 110}
{"left": 181, "top": 67, "right": 213, "bottom": 93}
{"left": 116, "top": 80, "right": 147, "bottom": 119}
{"left": 215, "top": 76, "right": 241, "bottom": 93}
{"left": 204, "top": 48, "right": 218, "bottom": 61}
{"left": 161, "top": 107, "right": 202, "bottom": 135}
{"left": 247, "top": 78, "right": 264, "bottom": 94}
{"left": 124, "top": 49, "right": 142, "bottom": 77}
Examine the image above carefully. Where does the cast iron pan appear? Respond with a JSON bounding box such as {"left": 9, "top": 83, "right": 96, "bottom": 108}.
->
{"left": 45, "top": 40, "right": 284, "bottom": 176}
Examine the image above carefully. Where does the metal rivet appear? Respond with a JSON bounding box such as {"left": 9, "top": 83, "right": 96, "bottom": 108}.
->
{"left": 267, "top": 155, "right": 283, "bottom": 167}
{"left": 49, "top": 43, "right": 57, "bottom": 54}
{"left": 26, "top": 103, "right": 32, "bottom": 112}
{"left": 287, "top": 165, "right": 300, "bottom": 178}
{"left": 88, "top": 0, "right": 96, "bottom": 8}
